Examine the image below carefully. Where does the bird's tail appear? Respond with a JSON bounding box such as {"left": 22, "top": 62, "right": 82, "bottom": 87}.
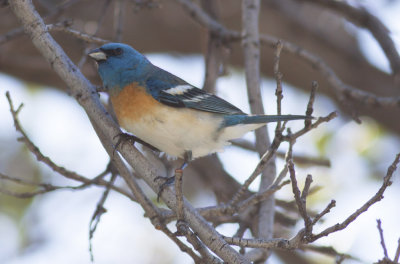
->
{"left": 223, "top": 114, "right": 311, "bottom": 127}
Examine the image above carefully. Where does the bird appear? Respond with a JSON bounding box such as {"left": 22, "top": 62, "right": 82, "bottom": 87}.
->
{"left": 88, "top": 43, "right": 310, "bottom": 169}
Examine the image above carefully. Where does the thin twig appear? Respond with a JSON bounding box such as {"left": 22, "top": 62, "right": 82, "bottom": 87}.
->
{"left": 47, "top": 23, "right": 108, "bottom": 44}
{"left": 377, "top": 219, "right": 389, "bottom": 259}
{"left": 0, "top": 0, "right": 81, "bottom": 45}
{"left": 285, "top": 111, "right": 338, "bottom": 141}
{"left": 310, "top": 153, "right": 400, "bottom": 242}
{"left": 158, "top": 225, "right": 204, "bottom": 264}
{"left": 287, "top": 144, "right": 313, "bottom": 237}
{"left": 305, "top": 81, "right": 318, "bottom": 128}
{"left": 176, "top": 221, "right": 222, "bottom": 264}
{"left": 312, "top": 199, "right": 336, "bottom": 225}
{"left": 274, "top": 40, "right": 284, "bottom": 120}
{"left": 235, "top": 163, "right": 289, "bottom": 214}
{"left": 176, "top": 0, "right": 240, "bottom": 42}
{"left": 231, "top": 140, "right": 331, "bottom": 167}
{"left": 301, "top": 175, "right": 313, "bottom": 202}
{"left": 394, "top": 238, "right": 400, "bottom": 262}
{"left": 5, "top": 91, "right": 133, "bottom": 199}
{"left": 0, "top": 172, "right": 107, "bottom": 198}
{"left": 89, "top": 171, "right": 117, "bottom": 261}
{"left": 228, "top": 128, "right": 283, "bottom": 206}
{"left": 237, "top": 179, "right": 290, "bottom": 213}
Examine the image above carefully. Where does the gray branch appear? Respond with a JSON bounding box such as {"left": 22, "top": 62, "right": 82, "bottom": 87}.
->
{"left": 242, "top": 0, "right": 274, "bottom": 261}
{"left": 9, "top": 1, "right": 248, "bottom": 263}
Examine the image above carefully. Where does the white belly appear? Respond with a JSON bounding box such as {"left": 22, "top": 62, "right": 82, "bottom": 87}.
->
{"left": 120, "top": 106, "right": 226, "bottom": 159}
{"left": 120, "top": 107, "right": 265, "bottom": 159}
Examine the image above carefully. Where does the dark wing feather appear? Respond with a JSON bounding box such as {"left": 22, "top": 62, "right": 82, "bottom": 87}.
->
{"left": 145, "top": 67, "right": 245, "bottom": 115}
{"left": 160, "top": 87, "right": 245, "bottom": 115}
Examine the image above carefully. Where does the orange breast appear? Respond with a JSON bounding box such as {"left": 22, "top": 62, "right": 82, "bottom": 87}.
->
{"left": 110, "top": 83, "right": 159, "bottom": 125}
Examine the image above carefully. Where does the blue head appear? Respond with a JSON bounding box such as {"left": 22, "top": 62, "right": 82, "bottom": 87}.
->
{"left": 88, "top": 43, "right": 151, "bottom": 93}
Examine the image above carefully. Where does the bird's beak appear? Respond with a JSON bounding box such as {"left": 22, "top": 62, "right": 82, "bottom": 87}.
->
{"left": 88, "top": 48, "right": 107, "bottom": 61}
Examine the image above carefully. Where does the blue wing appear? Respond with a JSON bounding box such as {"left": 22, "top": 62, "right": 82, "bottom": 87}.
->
{"left": 145, "top": 67, "right": 245, "bottom": 115}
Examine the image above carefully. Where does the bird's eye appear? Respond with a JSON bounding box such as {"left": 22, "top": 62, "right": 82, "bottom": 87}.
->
{"left": 114, "top": 48, "right": 123, "bottom": 55}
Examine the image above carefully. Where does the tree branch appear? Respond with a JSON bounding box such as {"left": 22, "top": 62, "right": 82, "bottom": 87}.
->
{"left": 9, "top": 1, "right": 248, "bottom": 263}
{"left": 309, "top": 153, "right": 400, "bottom": 242}
{"left": 242, "top": 2, "right": 275, "bottom": 260}
{"left": 298, "top": 0, "right": 400, "bottom": 81}
{"left": 176, "top": 0, "right": 400, "bottom": 109}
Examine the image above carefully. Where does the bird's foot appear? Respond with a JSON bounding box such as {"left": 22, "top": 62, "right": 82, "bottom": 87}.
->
{"left": 113, "top": 133, "right": 159, "bottom": 155}
{"left": 154, "top": 175, "right": 175, "bottom": 202}
{"left": 154, "top": 154, "right": 190, "bottom": 203}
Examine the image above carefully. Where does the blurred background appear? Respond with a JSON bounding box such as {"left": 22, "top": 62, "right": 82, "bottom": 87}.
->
{"left": 1, "top": 0, "right": 400, "bottom": 263}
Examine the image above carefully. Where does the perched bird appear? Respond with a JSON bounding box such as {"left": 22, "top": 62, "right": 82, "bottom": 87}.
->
{"left": 88, "top": 43, "right": 309, "bottom": 167}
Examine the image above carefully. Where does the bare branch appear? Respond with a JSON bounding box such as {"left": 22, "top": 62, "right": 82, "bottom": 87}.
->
{"left": 230, "top": 109, "right": 335, "bottom": 207}
{"left": 259, "top": 34, "right": 400, "bottom": 109}
{"left": 228, "top": 126, "right": 283, "bottom": 206}
{"left": 274, "top": 40, "right": 284, "bottom": 120}
{"left": 0, "top": 171, "right": 110, "bottom": 198}
{"left": 301, "top": 175, "right": 313, "bottom": 202}
{"left": 394, "top": 238, "right": 400, "bottom": 263}
{"left": 377, "top": 219, "right": 389, "bottom": 260}
{"left": 287, "top": 146, "right": 313, "bottom": 237}
{"left": 305, "top": 81, "right": 318, "bottom": 128}
{"left": 47, "top": 23, "right": 108, "bottom": 44}
{"left": 87, "top": 119, "right": 210, "bottom": 262}
{"left": 176, "top": 221, "right": 223, "bottom": 264}
{"left": 157, "top": 225, "right": 204, "bottom": 264}
{"left": 176, "top": 0, "right": 400, "bottom": 108}
{"left": 242, "top": 2, "right": 275, "bottom": 259}
{"left": 310, "top": 153, "right": 400, "bottom": 242}
{"left": 5, "top": 91, "right": 133, "bottom": 198}
{"left": 89, "top": 172, "right": 118, "bottom": 261}
{"left": 0, "top": 0, "right": 81, "bottom": 45}
{"left": 231, "top": 140, "right": 331, "bottom": 167}
{"left": 176, "top": 0, "right": 240, "bottom": 41}
{"left": 9, "top": 1, "right": 248, "bottom": 262}
{"left": 298, "top": 0, "right": 400, "bottom": 80}
{"left": 285, "top": 111, "right": 338, "bottom": 141}
{"left": 237, "top": 179, "right": 290, "bottom": 213}
{"left": 311, "top": 199, "right": 336, "bottom": 225}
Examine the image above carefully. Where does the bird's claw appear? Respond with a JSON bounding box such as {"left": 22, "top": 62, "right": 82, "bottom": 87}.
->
{"left": 154, "top": 175, "right": 175, "bottom": 202}
{"left": 113, "top": 133, "right": 159, "bottom": 156}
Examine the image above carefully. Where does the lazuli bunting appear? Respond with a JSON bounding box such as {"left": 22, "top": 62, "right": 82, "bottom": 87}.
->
{"left": 88, "top": 43, "right": 308, "bottom": 163}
